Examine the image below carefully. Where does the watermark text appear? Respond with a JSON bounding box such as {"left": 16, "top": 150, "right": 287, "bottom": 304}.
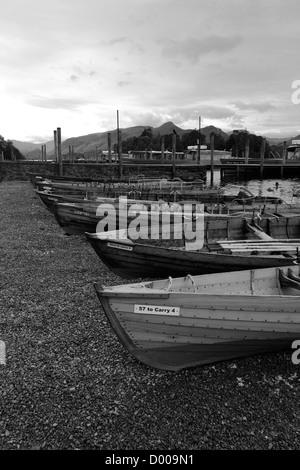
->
{"left": 291, "top": 80, "right": 300, "bottom": 104}
{"left": 95, "top": 198, "right": 205, "bottom": 248}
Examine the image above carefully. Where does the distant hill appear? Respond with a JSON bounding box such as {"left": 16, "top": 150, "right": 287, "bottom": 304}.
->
{"left": 62, "top": 126, "right": 147, "bottom": 155}
{"left": 15, "top": 122, "right": 298, "bottom": 160}
{"left": 199, "top": 125, "right": 228, "bottom": 142}
{"left": 12, "top": 140, "right": 40, "bottom": 154}
{"left": 12, "top": 139, "right": 54, "bottom": 159}
{"left": 153, "top": 121, "right": 187, "bottom": 136}
{"left": 262, "top": 135, "right": 298, "bottom": 146}
{"left": 290, "top": 134, "right": 300, "bottom": 143}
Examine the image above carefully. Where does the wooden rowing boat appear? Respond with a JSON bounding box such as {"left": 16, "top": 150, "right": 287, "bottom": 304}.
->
{"left": 52, "top": 198, "right": 291, "bottom": 237}
{"left": 95, "top": 265, "right": 300, "bottom": 371}
{"left": 35, "top": 188, "right": 179, "bottom": 216}
{"left": 35, "top": 189, "right": 157, "bottom": 215}
{"left": 34, "top": 177, "right": 285, "bottom": 204}
{"left": 205, "top": 200, "right": 300, "bottom": 216}
{"left": 50, "top": 197, "right": 209, "bottom": 235}
{"left": 35, "top": 189, "right": 101, "bottom": 214}
{"left": 85, "top": 216, "right": 300, "bottom": 279}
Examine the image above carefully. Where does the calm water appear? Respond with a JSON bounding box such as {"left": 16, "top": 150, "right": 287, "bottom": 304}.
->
{"left": 210, "top": 170, "right": 300, "bottom": 204}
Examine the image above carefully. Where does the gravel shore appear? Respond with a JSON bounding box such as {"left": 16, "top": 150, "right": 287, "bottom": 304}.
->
{"left": 0, "top": 180, "right": 300, "bottom": 451}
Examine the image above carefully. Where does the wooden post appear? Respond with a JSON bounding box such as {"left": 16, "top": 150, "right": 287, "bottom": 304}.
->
{"left": 161, "top": 135, "right": 165, "bottom": 164}
{"left": 234, "top": 134, "right": 238, "bottom": 158}
{"left": 44, "top": 145, "right": 47, "bottom": 162}
{"left": 0, "top": 150, "right": 3, "bottom": 161}
{"left": 260, "top": 138, "right": 265, "bottom": 179}
{"left": 95, "top": 147, "right": 98, "bottom": 164}
{"left": 54, "top": 130, "right": 58, "bottom": 163}
{"left": 245, "top": 135, "right": 249, "bottom": 164}
{"left": 57, "top": 127, "right": 62, "bottom": 177}
{"left": 281, "top": 140, "right": 287, "bottom": 178}
{"left": 172, "top": 133, "right": 176, "bottom": 178}
{"left": 41, "top": 145, "right": 44, "bottom": 162}
{"left": 118, "top": 129, "right": 123, "bottom": 178}
{"left": 210, "top": 132, "right": 214, "bottom": 185}
{"left": 108, "top": 132, "right": 112, "bottom": 165}
{"left": 69, "top": 146, "right": 72, "bottom": 163}
{"left": 282, "top": 141, "right": 287, "bottom": 164}
{"left": 72, "top": 146, "right": 74, "bottom": 164}
{"left": 197, "top": 116, "right": 201, "bottom": 165}
{"left": 10, "top": 144, "right": 16, "bottom": 161}
{"left": 117, "top": 110, "right": 123, "bottom": 178}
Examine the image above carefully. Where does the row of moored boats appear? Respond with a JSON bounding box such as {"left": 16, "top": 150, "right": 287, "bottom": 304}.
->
{"left": 32, "top": 174, "right": 300, "bottom": 371}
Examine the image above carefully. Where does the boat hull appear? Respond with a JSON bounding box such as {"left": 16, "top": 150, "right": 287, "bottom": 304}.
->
{"left": 87, "top": 234, "right": 298, "bottom": 278}
{"left": 96, "top": 272, "right": 300, "bottom": 371}
{"left": 53, "top": 203, "right": 206, "bottom": 236}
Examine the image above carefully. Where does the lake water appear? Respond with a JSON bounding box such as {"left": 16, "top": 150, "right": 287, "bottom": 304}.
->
{"left": 210, "top": 170, "right": 300, "bottom": 204}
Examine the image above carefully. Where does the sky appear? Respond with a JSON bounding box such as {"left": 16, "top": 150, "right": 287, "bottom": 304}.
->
{"left": 1, "top": 0, "right": 300, "bottom": 143}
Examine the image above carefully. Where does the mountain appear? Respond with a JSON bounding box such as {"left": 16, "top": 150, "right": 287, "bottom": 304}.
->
{"left": 153, "top": 121, "right": 187, "bottom": 136}
{"left": 12, "top": 140, "right": 40, "bottom": 153}
{"left": 61, "top": 126, "right": 147, "bottom": 155}
{"left": 263, "top": 136, "right": 295, "bottom": 145}
{"left": 290, "top": 134, "right": 300, "bottom": 143}
{"left": 18, "top": 122, "right": 299, "bottom": 159}
{"left": 59, "top": 122, "right": 190, "bottom": 156}
{"left": 16, "top": 122, "right": 195, "bottom": 159}
{"left": 199, "top": 125, "right": 228, "bottom": 142}
{"left": 12, "top": 139, "right": 55, "bottom": 159}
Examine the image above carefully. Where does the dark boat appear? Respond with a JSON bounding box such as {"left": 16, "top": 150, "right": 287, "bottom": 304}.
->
{"left": 86, "top": 215, "right": 300, "bottom": 279}
{"left": 51, "top": 197, "right": 294, "bottom": 237}
{"left": 35, "top": 189, "right": 137, "bottom": 214}
{"left": 52, "top": 200, "right": 213, "bottom": 236}
{"left": 34, "top": 177, "right": 286, "bottom": 204}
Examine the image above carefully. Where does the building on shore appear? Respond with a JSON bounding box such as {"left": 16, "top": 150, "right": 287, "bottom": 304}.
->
{"left": 287, "top": 140, "right": 300, "bottom": 160}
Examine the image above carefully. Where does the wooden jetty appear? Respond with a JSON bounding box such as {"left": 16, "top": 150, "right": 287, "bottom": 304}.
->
{"left": 220, "top": 138, "right": 300, "bottom": 180}
{"left": 220, "top": 159, "right": 300, "bottom": 180}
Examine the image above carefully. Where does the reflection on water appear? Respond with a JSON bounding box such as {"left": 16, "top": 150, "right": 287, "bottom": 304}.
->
{"left": 210, "top": 170, "right": 300, "bottom": 203}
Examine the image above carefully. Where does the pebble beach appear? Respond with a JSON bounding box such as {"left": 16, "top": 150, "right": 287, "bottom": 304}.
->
{"left": 1, "top": 180, "right": 300, "bottom": 451}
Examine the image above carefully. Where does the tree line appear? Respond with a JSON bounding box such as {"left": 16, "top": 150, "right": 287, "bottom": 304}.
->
{"left": 119, "top": 128, "right": 272, "bottom": 159}
{"left": 1, "top": 128, "right": 277, "bottom": 161}
{"left": 0, "top": 135, "right": 25, "bottom": 161}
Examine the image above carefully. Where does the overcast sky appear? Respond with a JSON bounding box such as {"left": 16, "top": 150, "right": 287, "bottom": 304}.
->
{"left": 1, "top": 0, "right": 300, "bottom": 142}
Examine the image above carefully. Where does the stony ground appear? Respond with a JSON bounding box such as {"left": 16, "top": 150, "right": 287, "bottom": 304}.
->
{"left": 0, "top": 180, "right": 300, "bottom": 451}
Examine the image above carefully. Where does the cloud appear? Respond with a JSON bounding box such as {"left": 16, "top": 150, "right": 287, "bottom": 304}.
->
{"left": 231, "top": 100, "right": 276, "bottom": 112}
{"left": 146, "top": 106, "right": 238, "bottom": 128}
{"left": 106, "top": 37, "right": 128, "bottom": 46}
{"left": 122, "top": 110, "right": 171, "bottom": 129}
{"left": 117, "top": 81, "right": 130, "bottom": 87}
{"left": 122, "top": 105, "right": 240, "bottom": 132}
{"left": 159, "top": 35, "right": 243, "bottom": 62}
{"left": 1, "top": 0, "right": 300, "bottom": 141}
{"left": 183, "top": 106, "right": 237, "bottom": 121}
{"left": 27, "top": 95, "right": 91, "bottom": 111}
{"left": 25, "top": 134, "right": 54, "bottom": 144}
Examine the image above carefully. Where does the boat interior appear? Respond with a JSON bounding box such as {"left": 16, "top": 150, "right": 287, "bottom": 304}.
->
{"left": 132, "top": 266, "right": 300, "bottom": 297}
{"left": 94, "top": 215, "right": 300, "bottom": 259}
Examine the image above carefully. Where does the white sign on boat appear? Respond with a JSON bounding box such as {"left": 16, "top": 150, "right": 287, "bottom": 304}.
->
{"left": 134, "top": 305, "right": 180, "bottom": 315}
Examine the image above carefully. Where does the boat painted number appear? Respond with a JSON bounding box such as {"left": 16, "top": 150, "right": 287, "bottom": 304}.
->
{"left": 134, "top": 304, "right": 180, "bottom": 315}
